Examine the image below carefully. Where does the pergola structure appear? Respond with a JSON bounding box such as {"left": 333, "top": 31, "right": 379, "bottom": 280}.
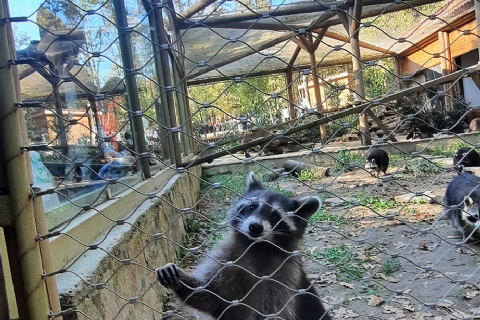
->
{"left": 165, "top": 0, "right": 474, "bottom": 152}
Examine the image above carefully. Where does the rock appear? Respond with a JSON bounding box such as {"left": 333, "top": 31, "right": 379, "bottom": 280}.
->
{"left": 262, "top": 168, "right": 286, "bottom": 182}
{"left": 283, "top": 160, "right": 329, "bottom": 177}
{"left": 394, "top": 191, "right": 438, "bottom": 204}
{"left": 324, "top": 197, "right": 357, "bottom": 206}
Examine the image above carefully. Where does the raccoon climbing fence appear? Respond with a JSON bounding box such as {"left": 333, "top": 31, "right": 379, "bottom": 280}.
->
{"left": 1, "top": 0, "right": 480, "bottom": 319}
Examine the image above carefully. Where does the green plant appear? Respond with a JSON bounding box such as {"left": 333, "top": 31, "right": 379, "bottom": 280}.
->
{"left": 359, "top": 195, "right": 399, "bottom": 210}
{"left": 360, "top": 284, "right": 380, "bottom": 296}
{"left": 334, "top": 150, "right": 361, "bottom": 172}
{"left": 310, "top": 209, "right": 346, "bottom": 225}
{"left": 320, "top": 245, "right": 366, "bottom": 281}
{"left": 185, "top": 217, "right": 200, "bottom": 233}
{"left": 404, "top": 158, "right": 441, "bottom": 176}
{"left": 383, "top": 258, "right": 401, "bottom": 275}
{"left": 298, "top": 168, "right": 325, "bottom": 181}
{"left": 389, "top": 154, "right": 407, "bottom": 167}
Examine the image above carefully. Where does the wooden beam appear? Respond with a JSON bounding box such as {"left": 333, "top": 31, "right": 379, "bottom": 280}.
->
{"left": 298, "top": 34, "right": 314, "bottom": 52}
{"left": 306, "top": 11, "right": 337, "bottom": 31}
{"left": 178, "top": 0, "right": 354, "bottom": 29}
{"left": 286, "top": 66, "right": 296, "bottom": 120}
{"left": 181, "top": 64, "right": 479, "bottom": 168}
{"left": 187, "top": 67, "right": 288, "bottom": 86}
{"left": 289, "top": 46, "right": 301, "bottom": 66}
{"left": 335, "top": 11, "right": 350, "bottom": 36}
{"left": 179, "top": 0, "right": 442, "bottom": 30}
{"left": 349, "top": 0, "right": 371, "bottom": 146}
{"left": 365, "top": 108, "right": 398, "bottom": 142}
{"left": 180, "top": 0, "right": 218, "bottom": 19}
{"left": 187, "top": 32, "right": 295, "bottom": 80}
{"left": 318, "top": 30, "right": 396, "bottom": 56}
{"left": 313, "top": 28, "right": 328, "bottom": 51}
{"left": 292, "top": 36, "right": 311, "bottom": 52}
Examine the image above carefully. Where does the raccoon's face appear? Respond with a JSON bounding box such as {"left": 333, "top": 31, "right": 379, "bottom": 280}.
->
{"left": 365, "top": 158, "right": 377, "bottom": 170}
{"left": 453, "top": 153, "right": 470, "bottom": 166}
{"left": 463, "top": 196, "right": 480, "bottom": 223}
{"left": 227, "top": 172, "right": 321, "bottom": 245}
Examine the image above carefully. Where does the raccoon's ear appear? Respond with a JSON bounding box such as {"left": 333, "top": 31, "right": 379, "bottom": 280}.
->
{"left": 246, "top": 171, "right": 263, "bottom": 192}
{"left": 295, "top": 196, "right": 322, "bottom": 219}
{"left": 465, "top": 196, "right": 474, "bottom": 207}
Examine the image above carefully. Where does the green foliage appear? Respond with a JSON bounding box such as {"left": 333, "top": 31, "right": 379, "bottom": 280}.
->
{"left": 297, "top": 168, "right": 325, "bottom": 182}
{"left": 389, "top": 154, "right": 407, "bottom": 167}
{"left": 189, "top": 75, "right": 287, "bottom": 128}
{"left": 185, "top": 217, "right": 200, "bottom": 233}
{"left": 363, "top": 58, "right": 396, "bottom": 99}
{"left": 359, "top": 195, "right": 399, "bottom": 211}
{"left": 360, "top": 284, "right": 380, "bottom": 296}
{"left": 425, "top": 141, "right": 467, "bottom": 157}
{"left": 404, "top": 158, "right": 441, "bottom": 176}
{"left": 320, "top": 245, "right": 366, "bottom": 281}
{"left": 333, "top": 150, "right": 360, "bottom": 172}
{"left": 310, "top": 209, "right": 346, "bottom": 225}
{"left": 383, "top": 258, "right": 401, "bottom": 275}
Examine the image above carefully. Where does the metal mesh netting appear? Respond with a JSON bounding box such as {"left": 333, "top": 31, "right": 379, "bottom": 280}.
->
{"left": 4, "top": 0, "right": 480, "bottom": 319}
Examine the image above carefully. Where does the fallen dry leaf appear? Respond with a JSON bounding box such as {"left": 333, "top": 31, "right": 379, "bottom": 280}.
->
{"left": 379, "top": 273, "right": 400, "bottom": 283}
{"left": 383, "top": 305, "right": 405, "bottom": 319}
{"left": 334, "top": 307, "right": 359, "bottom": 318}
{"left": 464, "top": 290, "right": 480, "bottom": 299}
{"left": 368, "top": 295, "right": 385, "bottom": 307}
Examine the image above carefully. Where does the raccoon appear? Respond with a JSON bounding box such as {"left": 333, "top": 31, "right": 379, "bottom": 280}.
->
{"left": 156, "top": 172, "right": 331, "bottom": 320}
{"left": 406, "top": 122, "right": 436, "bottom": 140}
{"left": 453, "top": 147, "right": 480, "bottom": 171}
{"left": 365, "top": 149, "right": 389, "bottom": 177}
{"left": 444, "top": 173, "right": 480, "bottom": 242}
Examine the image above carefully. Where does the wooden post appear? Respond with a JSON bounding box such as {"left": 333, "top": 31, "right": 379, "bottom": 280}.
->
{"left": 395, "top": 56, "right": 403, "bottom": 91}
{"left": 438, "top": 31, "right": 449, "bottom": 110}
{"left": 286, "top": 66, "right": 296, "bottom": 121}
{"left": 308, "top": 44, "right": 327, "bottom": 144}
{"left": 0, "top": 1, "right": 51, "bottom": 318}
{"left": 349, "top": 0, "right": 371, "bottom": 145}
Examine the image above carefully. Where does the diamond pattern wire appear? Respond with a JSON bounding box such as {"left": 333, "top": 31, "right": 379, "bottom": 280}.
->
{"left": 3, "top": 0, "right": 480, "bottom": 319}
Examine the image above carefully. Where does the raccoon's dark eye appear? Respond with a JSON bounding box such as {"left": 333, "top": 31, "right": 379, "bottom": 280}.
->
{"left": 272, "top": 211, "right": 280, "bottom": 221}
{"left": 249, "top": 204, "right": 257, "bottom": 211}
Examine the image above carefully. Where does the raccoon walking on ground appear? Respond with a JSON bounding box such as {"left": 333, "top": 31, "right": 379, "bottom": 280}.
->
{"left": 156, "top": 172, "right": 332, "bottom": 320}
{"left": 444, "top": 173, "right": 480, "bottom": 242}
{"left": 365, "top": 149, "right": 389, "bottom": 177}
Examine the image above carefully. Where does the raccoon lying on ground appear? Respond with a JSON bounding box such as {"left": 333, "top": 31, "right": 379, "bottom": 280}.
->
{"left": 156, "top": 172, "right": 332, "bottom": 320}
{"left": 444, "top": 173, "right": 480, "bottom": 242}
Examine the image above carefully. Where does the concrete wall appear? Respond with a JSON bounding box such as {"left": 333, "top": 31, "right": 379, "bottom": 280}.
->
{"left": 202, "top": 132, "right": 480, "bottom": 176}
{"left": 56, "top": 166, "right": 201, "bottom": 320}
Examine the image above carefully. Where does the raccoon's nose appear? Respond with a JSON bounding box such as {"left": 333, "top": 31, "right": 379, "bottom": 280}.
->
{"left": 248, "top": 221, "right": 264, "bottom": 237}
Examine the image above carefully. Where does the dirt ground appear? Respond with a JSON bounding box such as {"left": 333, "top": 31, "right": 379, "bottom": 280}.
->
{"left": 163, "top": 158, "right": 480, "bottom": 320}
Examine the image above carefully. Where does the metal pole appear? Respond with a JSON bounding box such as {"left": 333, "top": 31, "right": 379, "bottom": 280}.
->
{"left": 172, "top": 58, "right": 189, "bottom": 156}
{"left": 113, "top": 0, "right": 151, "bottom": 178}
{"left": 349, "top": 0, "right": 371, "bottom": 146}
{"left": 475, "top": 0, "right": 480, "bottom": 60}
{"left": 153, "top": 3, "right": 183, "bottom": 167}
{"left": 0, "top": 3, "right": 50, "bottom": 320}
{"left": 142, "top": 0, "right": 175, "bottom": 163}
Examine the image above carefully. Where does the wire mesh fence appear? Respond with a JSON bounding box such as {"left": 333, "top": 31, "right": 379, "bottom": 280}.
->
{"left": 2, "top": 0, "right": 480, "bottom": 319}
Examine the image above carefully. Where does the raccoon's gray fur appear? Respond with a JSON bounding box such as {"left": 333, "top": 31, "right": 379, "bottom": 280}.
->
{"left": 444, "top": 173, "right": 480, "bottom": 242}
{"left": 156, "top": 172, "right": 331, "bottom": 320}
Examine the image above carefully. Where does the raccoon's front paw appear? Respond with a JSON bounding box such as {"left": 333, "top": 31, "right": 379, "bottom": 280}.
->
{"left": 156, "top": 263, "right": 181, "bottom": 290}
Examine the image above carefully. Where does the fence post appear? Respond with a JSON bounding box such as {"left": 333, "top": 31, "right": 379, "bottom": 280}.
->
{"left": 113, "top": 0, "right": 152, "bottom": 178}
{"left": 171, "top": 57, "right": 190, "bottom": 155}
{"left": 0, "top": 2, "right": 51, "bottom": 320}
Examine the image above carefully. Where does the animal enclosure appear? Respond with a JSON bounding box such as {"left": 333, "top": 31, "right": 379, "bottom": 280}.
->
{"left": 0, "top": 0, "right": 480, "bottom": 320}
